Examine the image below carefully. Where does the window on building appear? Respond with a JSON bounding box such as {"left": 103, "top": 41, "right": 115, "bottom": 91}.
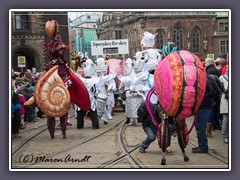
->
{"left": 220, "top": 40, "right": 228, "bottom": 54}
{"left": 87, "top": 16, "right": 91, "bottom": 19}
{"left": 192, "top": 27, "right": 200, "bottom": 52}
{"left": 155, "top": 29, "right": 164, "bottom": 49}
{"left": 173, "top": 23, "right": 183, "bottom": 50}
{"left": 219, "top": 22, "right": 228, "bottom": 31}
{"left": 115, "top": 30, "right": 122, "bottom": 39}
{"left": 15, "top": 12, "right": 30, "bottom": 30}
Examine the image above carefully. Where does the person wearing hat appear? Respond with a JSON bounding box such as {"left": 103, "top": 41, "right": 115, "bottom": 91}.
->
{"left": 218, "top": 53, "right": 228, "bottom": 75}
{"left": 204, "top": 58, "right": 221, "bottom": 77}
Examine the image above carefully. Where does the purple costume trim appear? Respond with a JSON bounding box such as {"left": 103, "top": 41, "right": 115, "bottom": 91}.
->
{"left": 146, "top": 87, "right": 160, "bottom": 131}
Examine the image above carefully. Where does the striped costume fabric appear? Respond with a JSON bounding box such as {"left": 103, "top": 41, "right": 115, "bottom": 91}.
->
{"left": 154, "top": 50, "right": 206, "bottom": 119}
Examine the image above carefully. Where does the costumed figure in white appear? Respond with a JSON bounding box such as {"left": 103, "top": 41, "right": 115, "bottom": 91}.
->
{"left": 83, "top": 58, "right": 96, "bottom": 78}
{"left": 141, "top": 31, "right": 163, "bottom": 104}
{"left": 95, "top": 58, "right": 116, "bottom": 124}
{"left": 75, "top": 58, "right": 100, "bottom": 129}
{"left": 141, "top": 31, "right": 162, "bottom": 72}
{"left": 125, "top": 52, "right": 149, "bottom": 125}
{"left": 102, "top": 77, "right": 117, "bottom": 124}
{"left": 117, "top": 58, "right": 134, "bottom": 124}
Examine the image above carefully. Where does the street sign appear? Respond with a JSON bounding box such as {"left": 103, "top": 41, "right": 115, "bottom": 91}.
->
{"left": 91, "top": 39, "right": 129, "bottom": 56}
{"left": 207, "top": 54, "right": 214, "bottom": 60}
{"left": 18, "top": 56, "right": 26, "bottom": 67}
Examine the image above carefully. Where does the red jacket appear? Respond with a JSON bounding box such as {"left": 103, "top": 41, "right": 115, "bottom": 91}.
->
{"left": 220, "top": 64, "right": 227, "bottom": 75}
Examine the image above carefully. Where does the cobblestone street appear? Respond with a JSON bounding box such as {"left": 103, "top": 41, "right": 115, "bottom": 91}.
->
{"left": 11, "top": 107, "right": 229, "bottom": 170}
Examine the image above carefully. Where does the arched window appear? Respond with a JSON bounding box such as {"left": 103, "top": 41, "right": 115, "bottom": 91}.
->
{"left": 192, "top": 27, "right": 200, "bottom": 52}
{"left": 173, "top": 23, "right": 183, "bottom": 50}
{"left": 155, "top": 29, "right": 164, "bottom": 49}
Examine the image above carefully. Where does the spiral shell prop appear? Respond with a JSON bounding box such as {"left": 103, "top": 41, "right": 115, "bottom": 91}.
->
{"left": 45, "top": 20, "right": 59, "bottom": 39}
{"left": 34, "top": 65, "right": 70, "bottom": 117}
{"left": 154, "top": 50, "right": 206, "bottom": 119}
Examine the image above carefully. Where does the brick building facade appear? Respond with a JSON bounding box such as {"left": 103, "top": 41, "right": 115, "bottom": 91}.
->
{"left": 11, "top": 11, "right": 69, "bottom": 72}
{"left": 96, "top": 11, "right": 229, "bottom": 61}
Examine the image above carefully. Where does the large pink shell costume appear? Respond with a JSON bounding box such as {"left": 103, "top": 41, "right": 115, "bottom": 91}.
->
{"left": 106, "top": 59, "right": 125, "bottom": 90}
{"left": 154, "top": 50, "right": 206, "bottom": 119}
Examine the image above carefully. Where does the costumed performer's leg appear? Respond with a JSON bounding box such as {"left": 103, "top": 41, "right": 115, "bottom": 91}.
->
{"left": 102, "top": 106, "right": 109, "bottom": 124}
{"left": 90, "top": 109, "right": 100, "bottom": 129}
{"left": 60, "top": 114, "right": 67, "bottom": 139}
{"left": 76, "top": 109, "right": 85, "bottom": 129}
{"left": 47, "top": 117, "right": 55, "bottom": 139}
{"left": 125, "top": 91, "right": 131, "bottom": 124}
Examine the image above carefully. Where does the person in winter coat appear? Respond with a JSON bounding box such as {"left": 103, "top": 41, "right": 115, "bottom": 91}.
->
{"left": 204, "top": 58, "right": 222, "bottom": 132}
{"left": 192, "top": 74, "right": 216, "bottom": 153}
{"left": 18, "top": 93, "right": 26, "bottom": 129}
{"left": 219, "top": 65, "right": 229, "bottom": 143}
{"left": 137, "top": 101, "right": 174, "bottom": 153}
{"left": 12, "top": 88, "right": 21, "bottom": 138}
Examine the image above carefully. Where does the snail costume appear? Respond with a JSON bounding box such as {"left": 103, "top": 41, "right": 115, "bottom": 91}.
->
{"left": 24, "top": 20, "right": 90, "bottom": 139}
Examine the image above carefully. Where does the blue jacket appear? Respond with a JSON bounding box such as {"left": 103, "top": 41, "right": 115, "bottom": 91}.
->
{"left": 12, "top": 90, "right": 21, "bottom": 113}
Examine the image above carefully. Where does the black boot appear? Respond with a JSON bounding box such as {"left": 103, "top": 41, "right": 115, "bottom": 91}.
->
{"left": 62, "top": 132, "right": 66, "bottom": 139}
{"left": 125, "top": 118, "right": 130, "bottom": 124}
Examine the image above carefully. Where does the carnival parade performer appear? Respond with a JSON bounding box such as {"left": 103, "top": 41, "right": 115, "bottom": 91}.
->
{"left": 125, "top": 51, "right": 149, "bottom": 126}
{"left": 161, "top": 41, "right": 177, "bottom": 59}
{"left": 24, "top": 20, "right": 91, "bottom": 139}
{"left": 95, "top": 58, "right": 117, "bottom": 124}
{"left": 42, "top": 22, "right": 71, "bottom": 139}
{"left": 75, "top": 58, "right": 100, "bottom": 129}
{"left": 141, "top": 31, "right": 162, "bottom": 72}
{"left": 118, "top": 58, "right": 134, "bottom": 124}
{"left": 102, "top": 78, "right": 116, "bottom": 124}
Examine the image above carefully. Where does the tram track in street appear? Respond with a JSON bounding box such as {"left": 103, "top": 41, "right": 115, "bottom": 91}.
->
{"left": 188, "top": 139, "right": 229, "bottom": 165}
{"left": 12, "top": 113, "right": 76, "bottom": 156}
{"left": 11, "top": 111, "right": 229, "bottom": 169}
{"left": 98, "top": 121, "right": 142, "bottom": 168}
{"left": 12, "top": 114, "right": 128, "bottom": 168}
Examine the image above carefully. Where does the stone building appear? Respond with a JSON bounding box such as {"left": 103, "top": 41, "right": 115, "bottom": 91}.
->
{"left": 11, "top": 11, "right": 69, "bottom": 72}
{"left": 96, "top": 11, "right": 229, "bottom": 61}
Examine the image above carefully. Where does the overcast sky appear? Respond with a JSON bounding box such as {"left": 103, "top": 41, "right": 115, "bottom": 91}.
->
{"left": 68, "top": 11, "right": 103, "bottom": 21}
{"left": 68, "top": 12, "right": 79, "bottom": 20}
